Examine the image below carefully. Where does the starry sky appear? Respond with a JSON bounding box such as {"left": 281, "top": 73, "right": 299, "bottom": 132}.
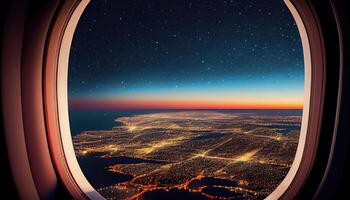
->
{"left": 68, "top": 0, "right": 304, "bottom": 110}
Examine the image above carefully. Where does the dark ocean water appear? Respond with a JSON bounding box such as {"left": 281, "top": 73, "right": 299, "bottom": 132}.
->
{"left": 68, "top": 109, "right": 303, "bottom": 136}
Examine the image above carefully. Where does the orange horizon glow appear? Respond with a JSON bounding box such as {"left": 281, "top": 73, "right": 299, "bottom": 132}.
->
{"left": 69, "top": 97, "right": 303, "bottom": 110}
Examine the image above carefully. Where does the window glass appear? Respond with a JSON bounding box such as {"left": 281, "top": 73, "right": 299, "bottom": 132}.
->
{"left": 68, "top": 0, "right": 304, "bottom": 199}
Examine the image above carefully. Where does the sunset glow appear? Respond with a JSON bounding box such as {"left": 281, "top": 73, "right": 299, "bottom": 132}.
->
{"left": 69, "top": 97, "right": 302, "bottom": 110}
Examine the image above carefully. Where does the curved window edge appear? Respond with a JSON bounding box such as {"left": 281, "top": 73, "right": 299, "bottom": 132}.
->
{"left": 55, "top": 0, "right": 104, "bottom": 199}
{"left": 267, "top": 0, "right": 312, "bottom": 199}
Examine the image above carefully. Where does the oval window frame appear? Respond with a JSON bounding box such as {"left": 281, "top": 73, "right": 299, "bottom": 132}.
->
{"left": 44, "top": 0, "right": 326, "bottom": 199}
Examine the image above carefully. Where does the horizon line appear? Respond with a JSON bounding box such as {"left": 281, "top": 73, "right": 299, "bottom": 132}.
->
{"left": 68, "top": 107, "right": 303, "bottom": 110}
{"left": 68, "top": 97, "right": 303, "bottom": 110}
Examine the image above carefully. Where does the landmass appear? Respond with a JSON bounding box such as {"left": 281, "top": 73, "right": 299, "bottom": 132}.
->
{"left": 73, "top": 111, "right": 301, "bottom": 199}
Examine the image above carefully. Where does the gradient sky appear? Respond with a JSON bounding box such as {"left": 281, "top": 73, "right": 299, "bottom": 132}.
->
{"left": 68, "top": 0, "right": 304, "bottom": 110}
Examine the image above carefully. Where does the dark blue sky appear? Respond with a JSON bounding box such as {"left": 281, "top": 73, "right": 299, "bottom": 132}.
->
{"left": 68, "top": 0, "right": 304, "bottom": 109}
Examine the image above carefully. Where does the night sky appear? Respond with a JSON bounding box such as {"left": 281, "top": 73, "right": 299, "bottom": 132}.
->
{"left": 68, "top": 0, "right": 304, "bottom": 109}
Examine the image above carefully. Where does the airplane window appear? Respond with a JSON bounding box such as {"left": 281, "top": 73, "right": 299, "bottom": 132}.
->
{"left": 68, "top": 0, "right": 305, "bottom": 199}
